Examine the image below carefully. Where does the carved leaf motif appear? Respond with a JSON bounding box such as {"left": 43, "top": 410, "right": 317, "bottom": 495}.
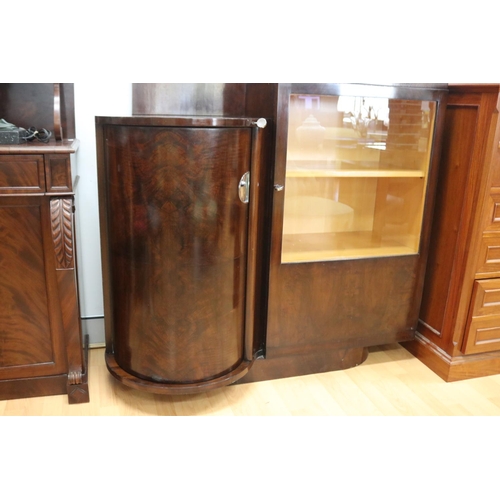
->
{"left": 51, "top": 198, "right": 74, "bottom": 269}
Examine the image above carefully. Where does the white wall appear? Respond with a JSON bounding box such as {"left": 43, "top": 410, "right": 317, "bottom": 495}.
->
{"left": 73, "top": 83, "right": 132, "bottom": 343}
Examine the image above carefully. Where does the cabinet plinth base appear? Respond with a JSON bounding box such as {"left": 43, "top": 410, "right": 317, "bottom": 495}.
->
{"left": 0, "top": 374, "right": 89, "bottom": 404}
{"left": 0, "top": 374, "right": 68, "bottom": 402}
{"left": 402, "top": 332, "right": 500, "bottom": 382}
{"left": 237, "top": 346, "right": 369, "bottom": 384}
{"left": 105, "top": 352, "right": 253, "bottom": 395}
{"left": 0, "top": 336, "right": 89, "bottom": 404}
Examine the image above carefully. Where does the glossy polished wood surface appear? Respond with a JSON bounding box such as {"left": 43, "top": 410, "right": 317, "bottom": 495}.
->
{"left": 132, "top": 83, "right": 246, "bottom": 117}
{"left": 267, "top": 257, "right": 418, "bottom": 354}
{"left": 101, "top": 122, "right": 253, "bottom": 384}
{"left": 0, "top": 196, "right": 65, "bottom": 377}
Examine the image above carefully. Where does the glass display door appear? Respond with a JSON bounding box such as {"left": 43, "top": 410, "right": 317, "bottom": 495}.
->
{"left": 282, "top": 93, "right": 436, "bottom": 263}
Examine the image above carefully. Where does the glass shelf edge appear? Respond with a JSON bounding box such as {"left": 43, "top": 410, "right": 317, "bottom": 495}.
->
{"left": 285, "top": 169, "right": 425, "bottom": 178}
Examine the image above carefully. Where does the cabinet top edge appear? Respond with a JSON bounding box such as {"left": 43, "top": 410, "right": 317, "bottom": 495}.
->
{"left": 448, "top": 83, "right": 500, "bottom": 93}
{"left": 0, "top": 138, "right": 79, "bottom": 154}
{"left": 95, "top": 116, "right": 262, "bottom": 128}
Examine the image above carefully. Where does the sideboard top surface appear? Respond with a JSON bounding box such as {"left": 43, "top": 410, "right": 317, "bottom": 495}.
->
{"left": 0, "top": 138, "right": 79, "bottom": 155}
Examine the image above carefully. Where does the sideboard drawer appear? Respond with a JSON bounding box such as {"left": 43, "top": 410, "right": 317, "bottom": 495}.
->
{"left": 468, "top": 278, "right": 500, "bottom": 317}
{"left": 0, "top": 155, "right": 45, "bottom": 194}
{"left": 475, "top": 234, "right": 500, "bottom": 277}
{"left": 482, "top": 189, "right": 500, "bottom": 232}
{"left": 462, "top": 316, "right": 500, "bottom": 354}
{"left": 462, "top": 279, "right": 500, "bottom": 354}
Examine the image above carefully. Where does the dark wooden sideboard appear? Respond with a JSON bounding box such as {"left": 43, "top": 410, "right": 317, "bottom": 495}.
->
{"left": 96, "top": 83, "right": 448, "bottom": 394}
{"left": 0, "top": 84, "right": 88, "bottom": 404}
{"left": 0, "top": 140, "right": 89, "bottom": 403}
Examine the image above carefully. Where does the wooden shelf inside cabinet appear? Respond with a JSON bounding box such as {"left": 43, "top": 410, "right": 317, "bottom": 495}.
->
{"left": 282, "top": 231, "right": 417, "bottom": 263}
{"left": 286, "top": 168, "right": 426, "bottom": 178}
{"left": 286, "top": 160, "right": 426, "bottom": 178}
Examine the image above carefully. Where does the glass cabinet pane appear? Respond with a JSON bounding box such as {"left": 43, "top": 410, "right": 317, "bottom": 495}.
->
{"left": 282, "top": 93, "right": 436, "bottom": 263}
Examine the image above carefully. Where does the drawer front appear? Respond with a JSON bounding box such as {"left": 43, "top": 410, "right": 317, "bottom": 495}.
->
{"left": 462, "top": 279, "right": 500, "bottom": 354}
{"left": 469, "top": 278, "right": 500, "bottom": 316}
{"left": 482, "top": 189, "right": 500, "bottom": 232}
{"left": 0, "top": 155, "right": 45, "bottom": 193}
{"left": 45, "top": 154, "right": 72, "bottom": 193}
{"left": 475, "top": 188, "right": 500, "bottom": 277}
{"left": 475, "top": 234, "right": 500, "bottom": 276}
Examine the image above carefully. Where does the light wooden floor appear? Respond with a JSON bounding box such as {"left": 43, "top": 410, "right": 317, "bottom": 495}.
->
{"left": 2, "top": 343, "right": 500, "bottom": 416}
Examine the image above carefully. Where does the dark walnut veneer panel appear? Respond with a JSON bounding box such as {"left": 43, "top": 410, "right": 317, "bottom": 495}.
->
{"left": 0, "top": 155, "right": 45, "bottom": 193}
{"left": 267, "top": 256, "right": 419, "bottom": 356}
{"left": 0, "top": 197, "right": 66, "bottom": 376}
{"left": 102, "top": 124, "right": 252, "bottom": 384}
{"left": 46, "top": 155, "right": 72, "bottom": 192}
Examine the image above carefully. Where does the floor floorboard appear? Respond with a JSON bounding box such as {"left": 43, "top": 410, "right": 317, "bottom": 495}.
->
{"left": 3, "top": 343, "right": 500, "bottom": 416}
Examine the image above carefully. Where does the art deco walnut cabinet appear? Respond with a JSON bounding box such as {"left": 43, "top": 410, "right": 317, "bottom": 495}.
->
{"left": 243, "top": 83, "right": 448, "bottom": 382}
{"left": 0, "top": 83, "right": 89, "bottom": 404}
{"left": 97, "top": 83, "right": 447, "bottom": 394}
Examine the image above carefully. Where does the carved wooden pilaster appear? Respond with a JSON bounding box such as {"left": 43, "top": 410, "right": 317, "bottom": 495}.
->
{"left": 66, "top": 335, "right": 89, "bottom": 404}
{"left": 50, "top": 198, "right": 74, "bottom": 269}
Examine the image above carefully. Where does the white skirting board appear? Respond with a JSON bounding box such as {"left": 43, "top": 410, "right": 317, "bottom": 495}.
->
{"left": 81, "top": 317, "right": 105, "bottom": 348}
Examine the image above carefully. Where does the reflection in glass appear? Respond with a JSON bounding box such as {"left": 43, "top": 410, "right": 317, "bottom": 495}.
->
{"left": 282, "top": 94, "right": 436, "bottom": 263}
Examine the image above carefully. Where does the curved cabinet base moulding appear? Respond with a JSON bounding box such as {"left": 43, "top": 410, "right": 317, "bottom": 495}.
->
{"left": 105, "top": 353, "right": 253, "bottom": 395}
{"left": 238, "top": 346, "right": 369, "bottom": 384}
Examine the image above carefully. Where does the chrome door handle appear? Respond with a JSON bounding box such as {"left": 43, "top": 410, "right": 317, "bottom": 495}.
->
{"left": 274, "top": 184, "right": 284, "bottom": 192}
{"left": 238, "top": 171, "right": 250, "bottom": 203}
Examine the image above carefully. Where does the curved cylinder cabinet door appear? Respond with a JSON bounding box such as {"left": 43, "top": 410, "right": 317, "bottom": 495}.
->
{"left": 99, "top": 121, "right": 257, "bottom": 394}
